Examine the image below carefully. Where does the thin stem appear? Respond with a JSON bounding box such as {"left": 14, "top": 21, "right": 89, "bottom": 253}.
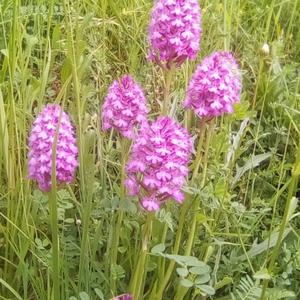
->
{"left": 260, "top": 140, "right": 300, "bottom": 299}
{"left": 154, "top": 119, "right": 211, "bottom": 299}
{"left": 49, "top": 105, "right": 64, "bottom": 300}
{"left": 192, "top": 119, "right": 206, "bottom": 179}
{"left": 130, "top": 213, "right": 154, "bottom": 299}
{"left": 223, "top": 0, "right": 230, "bottom": 50}
{"left": 175, "top": 119, "right": 215, "bottom": 300}
{"left": 154, "top": 200, "right": 189, "bottom": 299}
{"left": 110, "top": 138, "right": 129, "bottom": 293}
{"left": 161, "top": 68, "right": 173, "bottom": 115}
{"left": 201, "top": 119, "right": 215, "bottom": 187}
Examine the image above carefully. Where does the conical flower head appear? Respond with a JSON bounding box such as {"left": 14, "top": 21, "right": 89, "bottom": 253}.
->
{"left": 28, "top": 104, "right": 78, "bottom": 192}
{"left": 102, "top": 75, "right": 148, "bottom": 139}
{"left": 125, "top": 116, "right": 193, "bottom": 211}
{"left": 148, "top": 0, "right": 202, "bottom": 68}
{"left": 184, "top": 51, "right": 242, "bottom": 117}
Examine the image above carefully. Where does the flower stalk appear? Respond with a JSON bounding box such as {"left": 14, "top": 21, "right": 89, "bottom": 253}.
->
{"left": 162, "top": 68, "right": 173, "bottom": 115}
{"left": 174, "top": 118, "right": 215, "bottom": 300}
{"left": 130, "top": 212, "right": 154, "bottom": 299}
{"left": 49, "top": 107, "right": 63, "bottom": 300}
{"left": 110, "top": 138, "right": 129, "bottom": 292}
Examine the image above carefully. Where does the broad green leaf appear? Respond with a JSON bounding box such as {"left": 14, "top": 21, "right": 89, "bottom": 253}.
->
{"left": 195, "top": 273, "right": 210, "bottom": 285}
{"left": 176, "top": 267, "right": 188, "bottom": 277}
{"left": 94, "top": 288, "right": 104, "bottom": 300}
{"left": 197, "top": 284, "right": 215, "bottom": 296}
{"left": 189, "top": 265, "right": 210, "bottom": 275}
{"left": 79, "top": 292, "right": 90, "bottom": 300}
{"left": 151, "top": 243, "right": 165, "bottom": 254}
{"left": 253, "top": 268, "right": 271, "bottom": 280}
{"left": 180, "top": 279, "right": 193, "bottom": 288}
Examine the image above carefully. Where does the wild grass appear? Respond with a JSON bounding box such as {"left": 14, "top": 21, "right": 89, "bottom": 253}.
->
{"left": 0, "top": 0, "right": 300, "bottom": 299}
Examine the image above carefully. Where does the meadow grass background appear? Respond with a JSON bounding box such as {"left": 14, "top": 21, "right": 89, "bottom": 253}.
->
{"left": 0, "top": 0, "right": 300, "bottom": 299}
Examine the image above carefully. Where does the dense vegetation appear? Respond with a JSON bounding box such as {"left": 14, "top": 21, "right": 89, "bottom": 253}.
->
{"left": 0, "top": 0, "right": 299, "bottom": 299}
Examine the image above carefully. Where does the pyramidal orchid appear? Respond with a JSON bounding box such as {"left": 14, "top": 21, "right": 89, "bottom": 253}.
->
{"left": 125, "top": 116, "right": 193, "bottom": 211}
{"left": 148, "top": 0, "right": 202, "bottom": 68}
{"left": 28, "top": 104, "right": 78, "bottom": 192}
{"left": 102, "top": 75, "right": 148, "bottom": 139}
{"left": 184, "top": 51, "right": 242, "bottom": 117}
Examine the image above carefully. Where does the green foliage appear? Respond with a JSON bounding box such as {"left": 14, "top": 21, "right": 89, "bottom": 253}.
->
{"left": 0, "top": 0, "right": 300, "bottom": 299}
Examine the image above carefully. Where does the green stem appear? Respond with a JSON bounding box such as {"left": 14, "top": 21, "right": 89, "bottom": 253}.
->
{"left": 153, "top": 119, "right": 213, "bottom": 299}
{"left": 192, "top": 119, "right": 206, "bottom": 179}
{"left": 49, "top": 105, "right": 64, "bottom": 300}
{"left": 110, "top": 138, "right": 128, "bottom": 293}
{"left": 175, "top": 119, "right": 215, "bottom": 300}
{"left": 156, "top": 214, "right": 169, "bottom": 285}
{"left": 154, "top": 200, "right": 189, "bottom": 299}
{"left": 260, "top": 140, "right": 300, "bottom": 299}
{"left": 161, "top": 68, "right": 173, "bottom": 115}
{"left": 201, "top": 119, "right": 215, "bottom": 187}
{"left": 130, "top": 213, "right": 154, "bottom": 299}
{"left": 49, "top": 189, "right": 60, "bottom": 300}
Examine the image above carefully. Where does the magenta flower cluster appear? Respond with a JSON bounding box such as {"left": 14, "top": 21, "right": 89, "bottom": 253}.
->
{"left": 148, "top": 0, "right": 202, "bottom": 68}
{"left": 28, "top": 104, "right": 78, "bottom": 192}
{"left": 184, "top": 51, "right": 242, "bottom": 117}
{"left": 125, "top": 117, "right": 193, "bottom": 211}
{"left": 102, "top": 75, "right": 148, "bottom": 139}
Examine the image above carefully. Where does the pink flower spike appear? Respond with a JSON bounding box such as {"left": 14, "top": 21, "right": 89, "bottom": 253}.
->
{"left": 148, "top": 0, "right": 202, "bottom": 68}
{"left": 126, "top": 117, "right": 193, "bottom": 211}
{"left": 101, "top": 75, "right": 148, "bottom": 139}
{"left": 28, "top": 104, "right": 78, "bottom": 192}
{"left": 184, "top": 51, "right": 242, "bottom": 117}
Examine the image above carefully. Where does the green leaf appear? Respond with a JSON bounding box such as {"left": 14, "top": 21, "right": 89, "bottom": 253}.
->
{"left": 182, "top": 256, "right": 205, "bottom": 267}
{"left": 94, "top": 288, "right": 104, "bottom": 300}
{"left": 253, "top": 268, "right": 271, "bottom": 280}
{"left": 176, "top": 267, "right": 189, "bottom": 277}
{"left": 233, "top": 153, "right": 272, "bottom": 186}
{"left": 79, "top": 292, "right": 90, "bottom": 300}
{"left": 111, "top": 264, "right": 125, "bottom": 280}
{"left": 0, "top": 278, "right": 23, "bottom": 300}
{"left": 215, "top": 276, "right": 233, "bottom": 290}
{"left": 151, "top": 243, "right": 165, "bottom": 254}
{"left": 197, "top": 284, "right": 215, "bottom": 296}
{"left": 180, "top": 279, "right": 194, "bottom": 288}
{"left": 65, "top": 218, "right": 75, "bottom": 224}
{"left": 195, "top": 273, "right": 210, "bottom": 285}
{"left": 287, "top": 197, "right": 298, "bottom": 221}
{"left": 238, "top": 228, "right": 291, "bottom": 261}
{"left": 189, "top": 265, "right": 210, "bottom": 275}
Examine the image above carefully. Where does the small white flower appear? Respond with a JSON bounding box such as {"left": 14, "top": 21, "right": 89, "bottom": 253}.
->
{"left": 261, "top": 43, "right": 270, "bottom": 55}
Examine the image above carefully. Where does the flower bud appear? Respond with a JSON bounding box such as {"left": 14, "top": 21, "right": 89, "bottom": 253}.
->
{"left": 261, "top": 43, "right": 270, "bottom": 55}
